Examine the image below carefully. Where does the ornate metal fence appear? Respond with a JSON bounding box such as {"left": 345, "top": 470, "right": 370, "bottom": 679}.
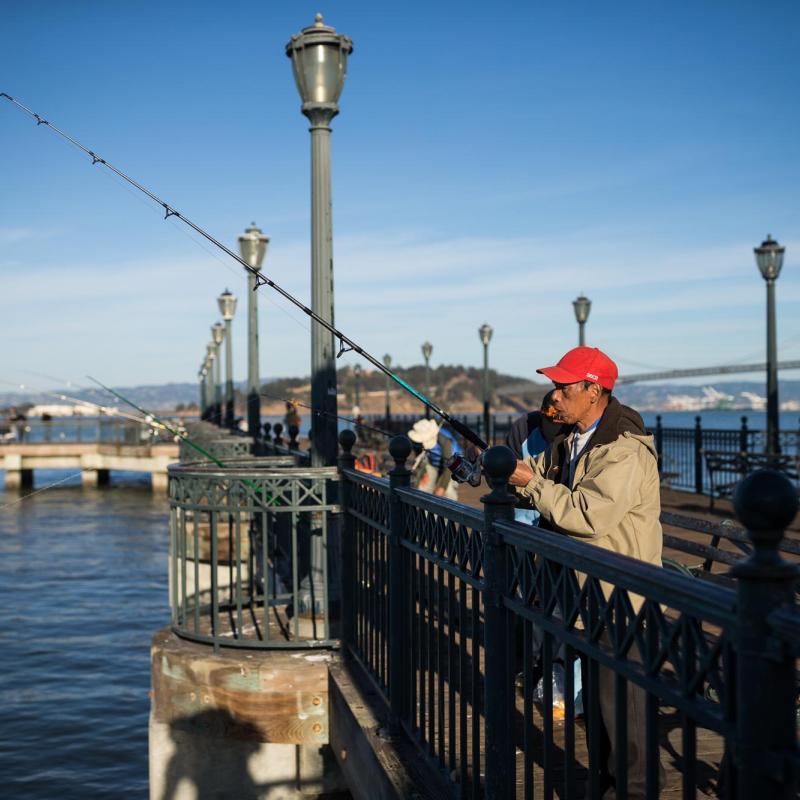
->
{"left": 178, "top": 434, "right": 254, "bottom": 463}
{"left": 653, "top": 415, "right": 800, "bottom": 493}
{"left": 168, "top": 459, "right": 339, "bottom": 651}
{"left": 339, "top": 431, "right": 800, "bottom": 799}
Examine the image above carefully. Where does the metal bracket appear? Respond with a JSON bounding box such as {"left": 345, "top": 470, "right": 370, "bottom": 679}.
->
{"left": 336, "top": 338, "right": 354, "bottom": 358}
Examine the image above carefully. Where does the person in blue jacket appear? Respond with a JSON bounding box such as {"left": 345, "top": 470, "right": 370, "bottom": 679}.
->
{"left": 505, "top": 391, "right": 568, "bottom": 523}
{"left": 407, "top": 418, "right": 461, "bottom": 500}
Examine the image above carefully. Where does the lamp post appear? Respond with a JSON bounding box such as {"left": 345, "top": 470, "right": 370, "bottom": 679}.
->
{"left": 353, "top": 364, "right": 361, "bottom": 410}
{"left": 198, "top": 367, "right": 207, "bottom": 420}
{"left": 205, "top": 346, "right": 216, "bottom": 422}
{"left": 421, "top": 341, "right": 433, "bottom": 419}
{"left": 238, "top": 223, "right": 269, "bottom": 443}
{"left": 754, "top": 235, "right": 785, "bottom": 455}
{"left": 218, "top": 289, "right": 238, "bottom": 430}
{"left": 382, "top": 354, "right": 393, "bottom": 428}
{"left": 287, "top": 14, "right": 352, "bottom": 468}
{"left": 573, "top": 295, "right": 591, "bottom": 346}
{"left": 478, "top": 324, "right": 493, "bottom": 441}
{"left": 211, "top": 322, "right": 225, "bottom": 426}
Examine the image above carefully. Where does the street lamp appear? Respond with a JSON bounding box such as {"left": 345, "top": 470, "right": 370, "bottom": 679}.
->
{"left": 238, "top": 223, "right": 269, "bottom": 442}
{"left": 478, "top": 324, "right": 493, "bottom": 441}
{"left": 218, "top": 289, "right": 238, "bottom": 429}
{"left": 198, "top": 366, "right": 207, "bottom": 420}
{"left": 353, "top": 364, "right": 361, "bottom": 410}
{"left": 573, "top": 295, "right": 591, "bottom": 346}
{"left": 421, "top": 341, "right": 433, "bottom": 419}
{"left": 383, "top": 354, "right": 392, "bottom": 427}
{"left": 287, "top": 13, "right": 353, "bottom": 469}
{"left": 205, "top": 345, "right": 216, "bottom": 423}
{"left": 754, "top": 235, "right": 786, "bottom": 455}
{"left": 211, "top": 322, "right": 225, "bottom": 426}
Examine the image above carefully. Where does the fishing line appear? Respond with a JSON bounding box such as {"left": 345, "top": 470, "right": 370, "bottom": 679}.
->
{"left": 1, "top": 93, "right": 487, "bottom": 451}
{"left": 0, "top": 472, "right": 85, "bottom": 510}
{"left": 88, "top": 376, "right": 286, "bottom": 505}
{"left": 261, "top": 393, "right": 392, "bottom": 439}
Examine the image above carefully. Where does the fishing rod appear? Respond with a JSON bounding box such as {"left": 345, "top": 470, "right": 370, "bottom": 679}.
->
{"left": 87, "top": 376, "right": 228, "bottom": 468}
{"left": 1, "top": 93, "right": 488, "bottom": 454}
{"left": 260, "top": 393, "right": 392, "bottom": 439}
{"left": 263, "top": 394, "right": 484, "bottom": 485}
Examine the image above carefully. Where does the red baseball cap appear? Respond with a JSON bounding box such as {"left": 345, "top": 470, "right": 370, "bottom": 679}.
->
{"left": 537, "top": 347, "right": 618, "bottom": 391}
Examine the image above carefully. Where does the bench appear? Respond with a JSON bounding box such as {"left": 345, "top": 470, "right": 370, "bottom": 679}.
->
{"left": 704, "top": 450, "right": 799, "bottom": 510}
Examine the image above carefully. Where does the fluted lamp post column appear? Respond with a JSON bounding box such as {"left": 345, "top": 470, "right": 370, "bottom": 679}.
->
{"left": 754, "top": 235, "right": 785, "bottom": 456}
{"left": 198, "top": 367, "right": 207, "bottom": 420}
{"left": 218, "top": 289, "right": 238, "bottom": 430}
{"left": 479, "top": 324, "right": 493, "bottom": 441}
{"left": 205, "top": 345, "right": 216, "bottom": 423}
{"left": 287, "top": 13, "right": 353, "bottom": 469}
{"left": 383, "top": 353, "right": 392, "bottom": 428}
{"left": 573, "top": 295, "right": 591, "bottom": 347}
{"left": 211, "top": 322, "right": 225, "bottom": 427}
{"left": 421, "top": 341, "right": 433, "bottom": 419}
{"left": 238, "top": 223, "right": 269, "bottom": 444}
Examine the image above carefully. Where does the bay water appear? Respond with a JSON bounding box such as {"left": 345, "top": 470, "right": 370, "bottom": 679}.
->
{"left": 0, "top": 471, "right": 167, "bottom": 799}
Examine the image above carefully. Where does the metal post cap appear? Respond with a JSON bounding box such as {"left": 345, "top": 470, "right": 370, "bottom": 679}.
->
{"left": 389, "top": 434, "right": 412, "bottom": 463}
{"left": 339, "top": 429, "right": 357, "bottom": 452}
{"left": 733, "top": 469, "right": 799, "bottom": 536}
{"left": 482, "top": 445, "right": 517, "bottom": 484}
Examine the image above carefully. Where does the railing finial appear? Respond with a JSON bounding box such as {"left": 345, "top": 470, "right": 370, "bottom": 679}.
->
{"left": 733, "top": 468, "right": 798, "bottom": 553}
{"left": 338, "top": 428, "right": 356, "bottom": 454}
{"left": 288, "top": 424, "right": 300, "bottom": 448}
{"left": 388, "top": 434, "right": 411, "bottom": 475}
{"left": 481, "top": 445, "right": 517, "bottom": 503}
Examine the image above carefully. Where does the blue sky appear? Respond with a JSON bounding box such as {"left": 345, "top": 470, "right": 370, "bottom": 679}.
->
{"left": 2, "top": 0, "right": 799, "bottom": 392}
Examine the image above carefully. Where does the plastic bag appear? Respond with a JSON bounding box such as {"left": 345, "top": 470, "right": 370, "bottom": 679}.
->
{"left": 533, "top": 660, "right": 584, "bottom": 720}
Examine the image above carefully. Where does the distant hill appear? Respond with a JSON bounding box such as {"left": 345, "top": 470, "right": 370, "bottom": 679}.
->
{"left": 2, "top": 371, "right": 799, "bottom": 415}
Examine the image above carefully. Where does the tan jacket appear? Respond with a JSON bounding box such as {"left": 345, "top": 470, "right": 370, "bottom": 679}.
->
{"left": 517, "top": 398, "right": 662, "bottom": 569}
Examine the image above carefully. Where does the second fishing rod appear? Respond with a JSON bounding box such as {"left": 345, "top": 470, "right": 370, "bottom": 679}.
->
{"left": 1, "top": 93, "right": 489, "bottom": 458}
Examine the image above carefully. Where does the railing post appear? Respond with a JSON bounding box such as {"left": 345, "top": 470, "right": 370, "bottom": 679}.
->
{"left": 740, "top": 415, "right": 749, "bottom": 454}
{"left": 273, "top": 423, "right": 284, "bottom": 447}
{"left": 338, "top": 430, "right": 357, "bottom": 650}
{"left": 262, "top": 422, "right": 272, "bottom": 446}
{"left": 288, "top": 424, "right": 300, "bottom": 450}
{"left": 731, "top": 469, "right": 799, "bottom": 798}
{"left": 694, "top": 415, "right": 703, "bottom": 494}
{"left": 655, "top": 415, "right": 663, "bottom": 472}
{"left": 481, "top": 445, "right": 518, "bottom": 799}
{"left": 387, "top": 435, "right": 411, "bottom": 727}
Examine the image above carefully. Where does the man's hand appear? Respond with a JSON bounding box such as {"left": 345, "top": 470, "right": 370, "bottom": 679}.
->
{"left": 509, "top": 460, "right": 534, "bottom": 487}
{"left": 434, "top": 487, "right": 446, "bottom": 497}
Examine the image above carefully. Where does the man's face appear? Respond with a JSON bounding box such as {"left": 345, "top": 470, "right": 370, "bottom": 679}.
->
{"left": 549, "top": 381, "right": 594, "bottom": 426}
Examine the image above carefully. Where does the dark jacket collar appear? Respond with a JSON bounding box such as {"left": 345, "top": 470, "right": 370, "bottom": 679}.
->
{"left": 549, "top": 397, "right": 649, "bottom": 473}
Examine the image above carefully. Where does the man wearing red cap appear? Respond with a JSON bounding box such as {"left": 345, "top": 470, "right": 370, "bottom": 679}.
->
{"left": 509, "top": 345, "right": 663, "bottom": 798}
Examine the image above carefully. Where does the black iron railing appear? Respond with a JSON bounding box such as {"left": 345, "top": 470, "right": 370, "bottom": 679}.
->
{"left": 653, "top": 415, "right": 800, "bottom": 493}
{"left": 339, "top": 431, "right": 800, "bottom": 799}
{"left": 178, "top": 421, "right": 254, "bottom": 463}
{"left": 168, "top": 458, "right": 339, "bottom": 651}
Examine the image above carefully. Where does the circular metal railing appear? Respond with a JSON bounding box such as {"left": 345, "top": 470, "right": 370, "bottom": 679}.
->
{"left": 168, "top": 459, "right": 339, "bottom": 650}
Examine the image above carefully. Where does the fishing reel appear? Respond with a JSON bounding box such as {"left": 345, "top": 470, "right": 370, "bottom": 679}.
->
{"left": 446, "top": 452, "right": 484, "bottom": 487}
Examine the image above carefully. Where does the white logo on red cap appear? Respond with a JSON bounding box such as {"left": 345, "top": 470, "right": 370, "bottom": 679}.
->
{"left": 586, "top": 372, "right": 598, "bottom": 380}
